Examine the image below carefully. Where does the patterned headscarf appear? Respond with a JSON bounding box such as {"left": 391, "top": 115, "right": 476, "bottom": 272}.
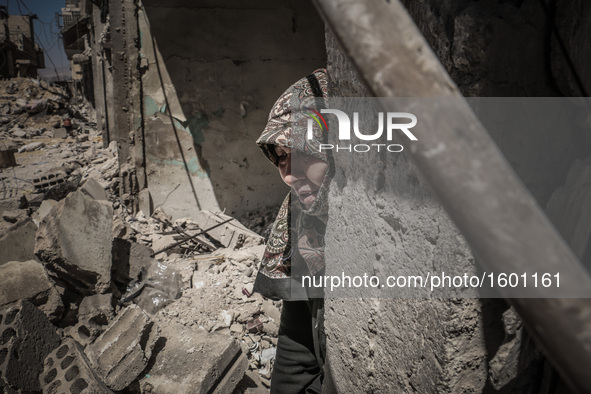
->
{"left": 253, "top": 69, "right": 331, "bottom": 300}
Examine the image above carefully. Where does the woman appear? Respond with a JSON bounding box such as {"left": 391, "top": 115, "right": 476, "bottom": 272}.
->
{"left": 253, "top": 69, "right": 332, "bottom": 394}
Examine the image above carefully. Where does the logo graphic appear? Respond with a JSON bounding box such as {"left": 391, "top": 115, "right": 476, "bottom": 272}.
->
{"left": 304, "top": 107, "right": 329, "bottom": 138}
{"left": 305, "top": 108, "right": 418, "bottom": 153}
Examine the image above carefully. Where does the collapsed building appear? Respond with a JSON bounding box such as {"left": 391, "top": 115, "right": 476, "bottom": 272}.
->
{"left": 0, "top": 8, "right": 45, "bottom": 78}
{"left": 1, "top": 0, "right": 591, "bottom": 392}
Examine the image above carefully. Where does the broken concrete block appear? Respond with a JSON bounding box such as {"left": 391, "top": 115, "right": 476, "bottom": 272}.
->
{"left": 0, "top": 260, "right": 64, "bottom": 322}
{"left": 66, "top": 294, "right": 114, "bottom": 345}
{"left": 151, "top": 233, "right": 177, "bottom": 254}
{"left": 80, "top": 177, "right": 109, "bottom": 201}
{"left": 1, "top": 209, "right": 23, "bottom": 223}
{"left": 0, "top": 301, "right": 61, "bottom": 392}
{"left": 85, "top": 305, "right": 160, "bottom": 391}
{"left": 111, "top": 238, "right": 154, "bottom": 286}
{"left": 0, "top": 219, "right": 38, "bottom": 266}
{"left": 35, "top": 190, "right": 113, "bottom": 295}
{"left": 36, "top": 199, "right": 58, "bottom": 224}
{"left": 195, "top": 211, "right": 264, "bottom": 250}
{"left": 18, "top": 141, "right": 45, "bottom": 153}
{"left": 138, "top": 322, "right": 246, "bottom": 394}
{"left": 40, "top": 339, "right": 113, "bottom": 394}
{"left": 112, "top": 217, "right": 133, "bottom": 239}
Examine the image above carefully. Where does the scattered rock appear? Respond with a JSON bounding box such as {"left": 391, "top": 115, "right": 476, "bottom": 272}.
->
{"left": 196, "top": 211, "right": 264, "bottom": 250}
{"left": 0, "top": 260, "right": 64, "bottom": 322}
{"left": 18, "top": 141, "right": 45, "bottom": 153}
{"left": 138, "top": 322, "right": 246, "bottom": 393}
{"left": 0, "top": 219, "right": 38, "bottom": 266}
{"left": 80, "top": 177, "right": 109, "bottom": 201}
{"left": 1, "top": 209, "right": 23, "bottom": 223}
{"left": 35, "top": 190, "right": 113, "bottom": 295}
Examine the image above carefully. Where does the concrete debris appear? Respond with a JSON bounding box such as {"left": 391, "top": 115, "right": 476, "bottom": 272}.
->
{"left": 0, "top": 300, "right": 61, "bottom": 392}
{"left": 66, "top": 294, "right": 115, "bottom": 345}
{"left": 86, "top": 305, "right": 160, "bottom": 391}
{"left": 52, "top": 127, "right": 68, "bottom": 139}
{"left": 80, "top": 177, "right": 109, "bottom": 201}
{"left": 111, "top": 238, "right": 154, "bottom": 286}
{"left": 0, "top": 260, "right": 64, "bottom": 322}
{"left": 40, "top": 339, "right": 113, "bottom": 394}
{"left": 0, "top": 77, "right": 276, "bottom": 391}
{"left": 18, "top": 141, "right": 45, "bottom": 153}
{"left": 1, "top": 209, "right": 21, "bottom": 223}
{"left": 33, "top": 169, "right": 67, "bottom": 190}
{"left": 196, "top": 211, "right": 264, "bottom": 249}
{"left": 0, "top": 219, "right": 38, "bottom": 266}
{"left": 35, "top": 190, "right": 113, "bottom": 295}
{"left": 139, "top": 188, "right": 153, "bottom": 217}
{"left": 247, "top": 317, "right": 263, "bottom": 334}
{"left": 138, "top": 322, "right": 247, "bottom": 394}
{"left": 34, "top": 199, "right": 59, "bottom": 225}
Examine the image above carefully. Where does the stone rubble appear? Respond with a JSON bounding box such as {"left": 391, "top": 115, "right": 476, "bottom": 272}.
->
{"left": 0, "top": 76, "right": 277, "bottom": 393}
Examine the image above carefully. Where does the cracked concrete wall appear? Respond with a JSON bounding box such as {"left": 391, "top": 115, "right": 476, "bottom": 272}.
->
{"left": 141, "top": 0, "right": 326, "bottom": 219}
{"left": 324, "top": 0, "right": 591, "bottom": 392}
{"left": 137, "top": 3, "right": 220, "bottom": 220}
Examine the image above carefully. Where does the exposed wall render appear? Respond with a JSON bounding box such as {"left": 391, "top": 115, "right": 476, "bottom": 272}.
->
{"left": 137, "top": 2, "right": 220, "bottom": 220}
{"left": 141, "top": 0, "right": 327, "bottom": 219}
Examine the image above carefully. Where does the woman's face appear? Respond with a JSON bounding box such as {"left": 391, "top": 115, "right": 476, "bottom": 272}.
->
{"left": 275, "top": 146, "right": 328, "bottom": 209}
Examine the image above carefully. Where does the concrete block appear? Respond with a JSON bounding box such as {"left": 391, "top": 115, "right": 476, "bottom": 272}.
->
{"left": 0, "top": 260, "right": 64, "bottom": 322}
{"left": 111, "top": 238, "right": 154, "bottom": 286}
{"left": 40, "top": 339, "right": 113, "bottom": 394}
{"left": 85, "top": 305, "right": 160, "bottom": 391}
{"left": 66, "top": 294, "right": 114, "bottom": 345}
{"left": 0, "top": 219, "right": 38, "bottom": 266}
{"left": 35, "top": 190, "right": 113, "bottom": 295}
{"left": 0, "top": 301, "right": 61, "bottom": 392}
{"left": 80, "top": 178, "right": 109, "bottom": 201}
{"left": 195, "top": 211, "right": 264, "bottom": 249}
{"left": 139, "top": 322, "right": 245, "bottom": 393}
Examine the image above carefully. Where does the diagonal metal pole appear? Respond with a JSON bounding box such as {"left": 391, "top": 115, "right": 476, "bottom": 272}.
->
{"left": 312, "top": 0, "right": 591, "bottom": 392}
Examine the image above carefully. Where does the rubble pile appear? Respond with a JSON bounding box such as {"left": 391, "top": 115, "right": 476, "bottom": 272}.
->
{"left": 0, "top": 77, "right": 280, "bottom": 393}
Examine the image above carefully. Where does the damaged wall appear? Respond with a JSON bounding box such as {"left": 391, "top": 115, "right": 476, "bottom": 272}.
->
{"left": 141, "top": 0, "right": 326, "bottom": 219}
{"left": 324, "top": 0, "right": 591, "bottom": 392}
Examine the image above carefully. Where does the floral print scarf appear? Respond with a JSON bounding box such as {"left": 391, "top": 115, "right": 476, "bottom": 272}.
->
{"left": 253, "top": 68, "right": 331, "bottom": 300}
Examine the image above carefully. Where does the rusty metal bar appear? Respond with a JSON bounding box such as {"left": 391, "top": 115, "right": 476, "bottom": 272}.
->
{"left": 312, "top": 0, "right": 591, "bottom": 392}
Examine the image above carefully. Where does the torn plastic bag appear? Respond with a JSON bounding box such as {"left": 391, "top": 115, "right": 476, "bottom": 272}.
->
{"left": 120, "top": 259, "right": 182, "bottom": 314}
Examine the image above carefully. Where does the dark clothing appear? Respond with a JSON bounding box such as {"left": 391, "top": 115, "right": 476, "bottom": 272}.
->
{"left": 271, "top": 300, "right": 325, "bottom": 394}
